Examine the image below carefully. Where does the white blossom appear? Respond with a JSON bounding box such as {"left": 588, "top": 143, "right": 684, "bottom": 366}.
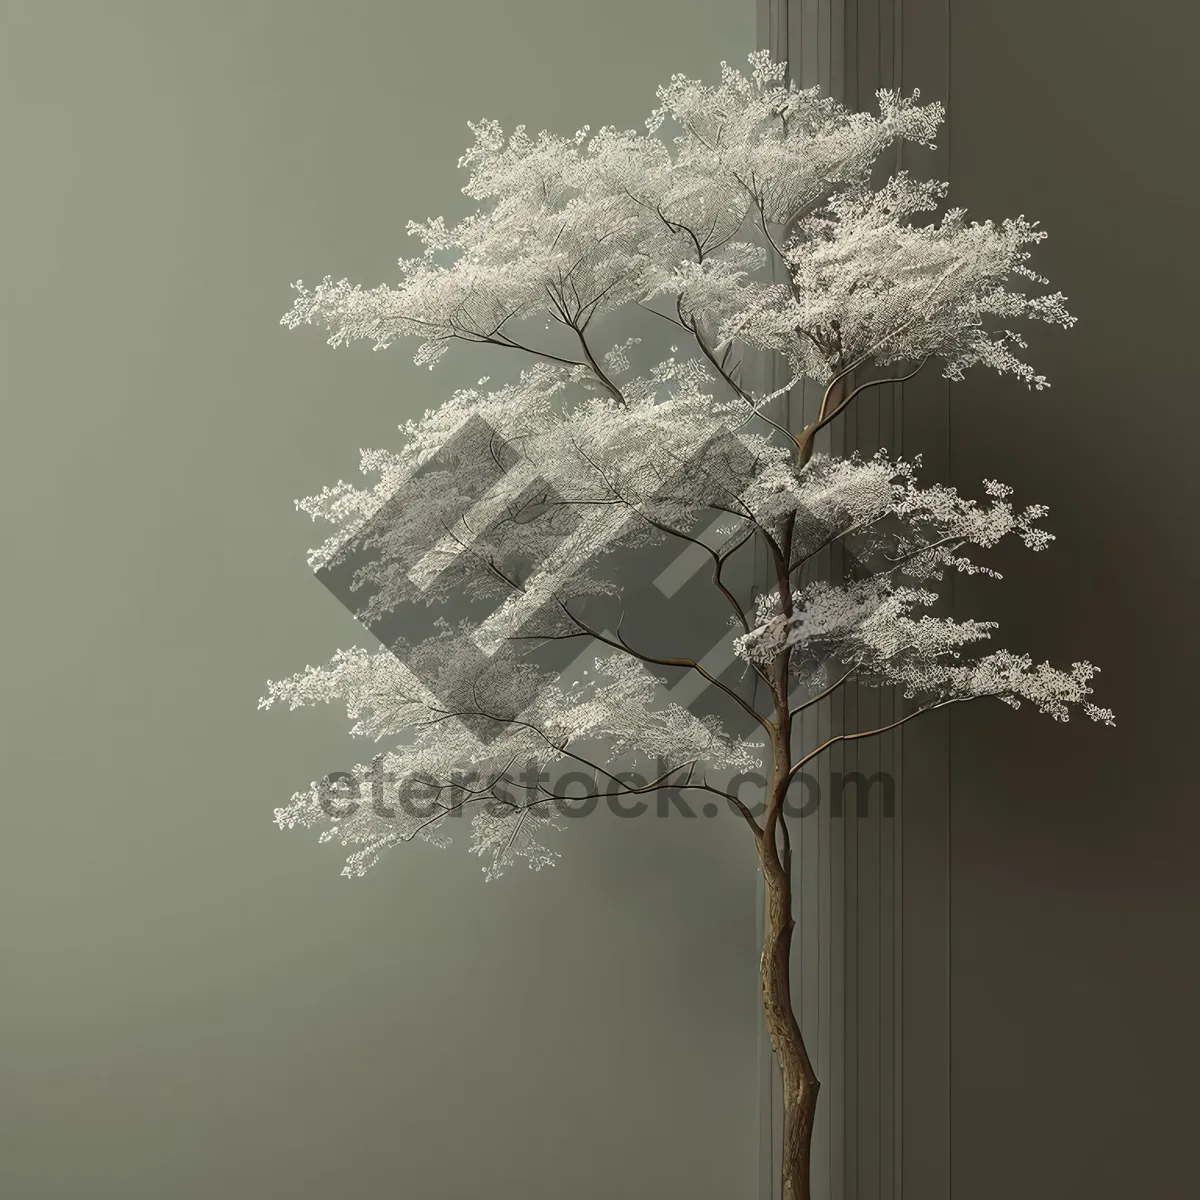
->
{"left": 264, "top": 643, "right": 764, "bottom": 880}
{"left": 266, "top": 54, "right": 1112, "bottom": 878}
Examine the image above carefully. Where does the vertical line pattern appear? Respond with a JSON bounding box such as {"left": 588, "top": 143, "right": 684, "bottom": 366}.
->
{"left": 892, "top": 6, "right": 905, "bottom": 1197}
{"left": 944, "top": 3, "right": 952, "bottom": 1195}
{"left": 756, "top": 3, "right": 957, "bottom": 1196}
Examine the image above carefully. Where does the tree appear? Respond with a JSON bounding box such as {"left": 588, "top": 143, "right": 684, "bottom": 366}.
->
{"left": 261, "top": 52, "right": 1114, "bottom": 1200}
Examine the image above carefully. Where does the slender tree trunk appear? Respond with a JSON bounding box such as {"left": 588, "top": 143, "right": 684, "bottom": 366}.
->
{"left": 760, "top": 426, "right": 830, "bottom": 1198}
{"left": 761, "top": 848, "right": 820, "bottom": 1200}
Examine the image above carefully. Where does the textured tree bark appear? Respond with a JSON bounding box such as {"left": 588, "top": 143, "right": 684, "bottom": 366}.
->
{"left": 759, "top": 423, "right": 832, "bottom": 1200}
{"left": 761, "top": 843, "right": 820, "bottom": 1200}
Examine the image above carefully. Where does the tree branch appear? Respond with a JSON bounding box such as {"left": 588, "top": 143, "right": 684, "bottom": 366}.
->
{"left": 676, "top": 296, "right": 803, "bottom": 453}
{"left": 555, "top": 599, "right": 776, "bottom": 737}
{"left": 786, "top": 667, "right": 857, "bottom": 720}
{"left": 567, "top": 318, "right": 628, "bottom": 408}
{"left": 795, "top": 357, "right": 931, "bottom": 468}
{"left": 786, "top": 695, "right": 970, "bottom": 783}
{"left": 413, "top": 697, "right": 765, "bottom": 840}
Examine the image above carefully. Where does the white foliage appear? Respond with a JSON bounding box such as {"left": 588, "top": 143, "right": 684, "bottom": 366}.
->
{"left": 280, "top": 52, "right": 1067, "bottom": 395}
{"left": 264, "top": 645, "right": 765, "bottom": 880}
{"left": 266, "top": 54, "right": 1112, "bottom": 878}
{"left": 733, "top": 453, "right": 1113, "bottom": 725}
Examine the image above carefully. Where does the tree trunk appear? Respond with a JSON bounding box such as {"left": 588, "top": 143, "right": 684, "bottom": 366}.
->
{"left": 761, "top": 855, "right": 820, "bottom": 1200}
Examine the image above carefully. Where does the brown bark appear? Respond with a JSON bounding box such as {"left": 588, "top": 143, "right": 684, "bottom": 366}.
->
{"left": 761, "top": 840, "right": 820, "bottom": 1200}
{"left": 759, "top": 370, "right": 851, "bottom": 1198}
{"left": 759, "top": 354, "right": 926, "bottom": 1194}
{"left": 795, "top": 371, "right": 847, "bottom": 472}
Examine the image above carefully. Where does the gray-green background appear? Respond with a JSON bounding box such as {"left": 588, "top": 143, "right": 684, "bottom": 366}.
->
{"left": 6, "top": 2, "right": 1200, "bottom": 1198}
{"left": 0, "top": 4, "right": 761, "bottom": 1198}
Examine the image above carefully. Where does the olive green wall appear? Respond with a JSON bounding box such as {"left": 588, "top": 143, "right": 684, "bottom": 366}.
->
{"left": 6, "top": 3, "right": 1195, "bottom": 1198}
{"left": 0, "top": 5, "right": 759, "bottom": 1199}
